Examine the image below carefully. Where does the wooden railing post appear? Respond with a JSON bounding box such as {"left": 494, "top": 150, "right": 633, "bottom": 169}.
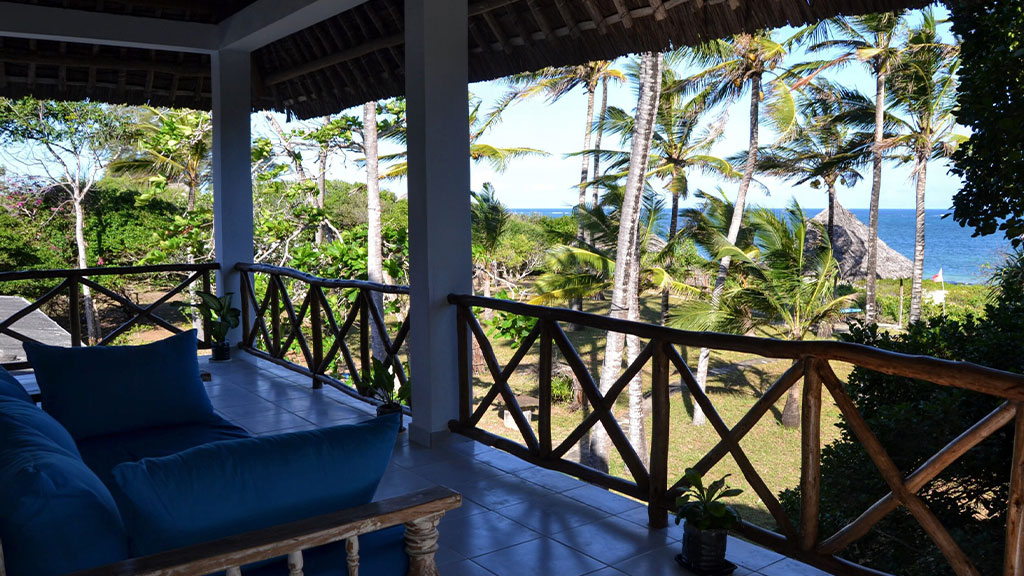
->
{"left": 240, "top": 272, "right": 251, "bottom": 350}
{"left": 1005, "top": 401, "right": 1024, "bottom": 576}
{"left": 271, "top": 279, "right": 282, "bottom": 357}
{"left": 648, "top": 338, "right": 670, "bottom": 528}
{"left": 201, "top": 269, "right": 212, "bottom": 346}
{"left": 360, "top": 290, "right": 371, "bottom": 379}
{"left": 310, "top": 286, "right": 323, "bottom": 390}
{"left": 68, "top": 276, "right": 82, "bottom": 347}
{"left": 455, "top": 305, "right": 471, "bottom": 424}
{"left": 800, "top": 357, "right": 823, "bottom": 551}
{"left": 538, "top": 320, "right": 553, "bottom": 458}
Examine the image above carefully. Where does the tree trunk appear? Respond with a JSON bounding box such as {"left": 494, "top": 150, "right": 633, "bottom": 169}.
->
{"left": 74, "top": 198, "right": 100, "bottom": 344}
{"left": 570, "top": 81, "right": 598, "bottom": 326}
{"left": 593, "top": 53, "right": 661, "bottom": 472}
{"left": 660, "top": 170, "right": 682, "bottom": 326}
{"left": 909, "top": 155, "right": 928, "bottom": 323}
{"left": 316, "top": 118, "right": 330, "bottom": 245}
{"left": 780, "top": 384, "right": 802, "bottom": 428}
{"left": 592, "top": 76, "right": 609, "bottom": 210}
{"left": 865, "top": 69, "right": 886, "bottom": 324}
{"left": 265, "top": 113, "right": 310, "bottom": 182}
{"left": 364, "top": 102, "right": 388, "bottom": 362}
{"left": 626, "top": 236, "right": 647, "bottom": 467}
{"left": 827, "top": 180, "right": 837, "bottom": 246}
{"left": 693, "top": 73, "right": 761, "bottom": 427}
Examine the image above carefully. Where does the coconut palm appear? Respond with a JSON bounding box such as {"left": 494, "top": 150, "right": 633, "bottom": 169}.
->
{"left": 672, "top": 200, "right": 854, "bottom": 428}
{"left": 471, "top": 183, "right": 511, "bottom": 302}
{"left": 887, "top": 9, "right": 963, "bottom": 322}
{"left": 677, "top": 29, "right": 799, "bottom": 426}
{"left": 802, "top": 12, "right": 907, "bottom": 323}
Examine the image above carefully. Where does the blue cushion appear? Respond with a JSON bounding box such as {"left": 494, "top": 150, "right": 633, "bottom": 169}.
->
{"left": 0, "top": 402, "right": 129, "bottom": 576}
{"left": 0, "top": 396, "right": 80, "bottom": 458}
{"left": 112, "top": 413, "right": 400, "bottom": 557}
{"left": 0, "top": 366, "right": 32, "bottom": 403}
{"left": 24, "top": 330, "right": 216, "bottom": 440}
{"left": 78, "top": 415, "right": 250, "bottom": 489}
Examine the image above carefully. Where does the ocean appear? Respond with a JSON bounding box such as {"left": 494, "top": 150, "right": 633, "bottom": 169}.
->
{"left": 511, "top": 207, "right": 1013, "bottom": 284}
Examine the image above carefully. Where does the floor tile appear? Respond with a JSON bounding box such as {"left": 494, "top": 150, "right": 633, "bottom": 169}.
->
{"left": 435, "top": 545, "right": 465, "bottom": 567}
{"left": 758, "top": 558, "right": 831, "bottom": 576}
{"left": 725, "top": 537, "right": 787, "bottom": 571}
{"left": 563, "top": 484, "right": 645, "bottom": 515}
{"left": 614, "top": 541, "right": 682, "bottom": 576}
{"left": 456, "top": 472, "right": 556, "bottom": 510}
{"left": 551, "top": 516, "right": 676, "bottom": 566}
{"left": 617, "top": 504, "right": 662, "bottom": 528}
{"left": 215, "top": 400, "right": 281, "bottom": 420}
{"left": 439, "top": 510, "right": 540, "bottom": 558}
{"left": 582, "top": 568, "right": 629, "bottom": 576}
{"left": 473, "top": 448, "right": 537, "bottom": 473}
{"left": 435, "top": 559, "right": 496, "bottom": 576}
{"left": 495, "top": 491, "right": 610, "bottom": 535}
{"left": 474, "top": 537, "right": 605, "bottom": 576}
{"left": 231, "top": 411, "right": 312, "bottom": 434}
{"left": 414, "top": 459, "right": 505, "bottom": 488}
{"left": 390, "top": 442, "right": 462, "bottom": 470}
{"left": 516, "top": 466, "right": 585, "bottom": 493}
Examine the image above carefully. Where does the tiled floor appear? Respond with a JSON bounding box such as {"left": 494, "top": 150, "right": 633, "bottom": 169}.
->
{"left": 17, "top": 353, "right": 831, "bottom": 575}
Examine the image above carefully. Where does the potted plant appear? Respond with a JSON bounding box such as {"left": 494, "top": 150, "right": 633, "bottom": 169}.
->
{"left": 179, "top": 290, "right": 241, "bottom": 361}
{"left": 674, "top": 468, "right": 743, "bottom": 575}
{"left": 363, "top": 358, "right": 409, "bottom": 431}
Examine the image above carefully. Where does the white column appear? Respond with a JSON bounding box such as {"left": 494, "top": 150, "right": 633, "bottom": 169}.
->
{"left": 211, "top": 49, "right": 253, "bottom": 344}
{"left": 405, "top": 0, "right": 470, "bottom": 446}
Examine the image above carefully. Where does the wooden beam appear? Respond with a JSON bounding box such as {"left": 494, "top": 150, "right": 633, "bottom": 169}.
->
{"left": 0, "top": 2, "right": 218, "bottom": 53}
{"left": 218, "top": 0, "right": 370, "bottom": 51}
{"left": 265, "top": 32, "right": 403, "bottom": 86}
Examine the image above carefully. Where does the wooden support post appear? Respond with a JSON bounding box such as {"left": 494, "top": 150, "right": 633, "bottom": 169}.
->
{"left": 287, "top": 550, "right": 304, "bottom": 576}
{"left": 240, "top": 272, "right": 251, "bottom": 349}
{"left": 69, "top": 276, "right": 81, "bottom": 347}
{"left": 360, "top": 290, "right": 371, "bottom": 377}
{"left": 346, "top": 536, "right": 359, "bottom": 576}
{"left": 455, "top": 305, "right": 471, "bottom": 424}
{"left": 538, "top": 320, "right": 553, "bottom": 458}
{"left": 800, "top": 358, "right": 823, "bottom": 551}
{"left": 310, "top": 286, "right": 323, "bottom": 389}
{"left": 404, "top": 513, "right": 443, "bottom": 576}
{"left": 201, "top": 269, "right": 212, "bottom": 345}
{"left": 1005, "top": 401, "right": 1024, "bottom": 576}
{"left": 271, "top": 279, "right": 282, "bottom": 356}
{"left": 648, "top": 339, "right": 670, "bottom": 528}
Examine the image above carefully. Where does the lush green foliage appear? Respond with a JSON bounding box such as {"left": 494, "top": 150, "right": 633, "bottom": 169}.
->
{"left": 176, "top": 290, "right": 241, "bottom": 343}
{"left": 363, "top": 357, "right": 410, "bottom": 407}
{"left": 674, "top": 469, "right": 743, "bottom": 531}
{"left": 950, "top": 0, "right": 1024, "bottom": 247}
{"left": 780, "top": 251, "right": 1024, "bottom": 575}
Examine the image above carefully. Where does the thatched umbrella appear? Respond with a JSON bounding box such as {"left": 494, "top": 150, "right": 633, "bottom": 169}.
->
{"left": 807, "top": 203, "right": 912, "bottom": 281}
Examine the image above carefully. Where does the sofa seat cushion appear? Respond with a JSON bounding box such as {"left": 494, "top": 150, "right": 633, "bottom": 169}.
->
{"left": 78, "top": 415, "right": 250, "bottom": 489}
{"left": 112, "top": 413, "right": 400, "bottom": 557}
{"left": 0, "top": 366, "right": 32, "bottom": 403}
{"left": 241, "top": 525, "right": 409, "bottom": 576}
{"left": 0, "top": 400, "right": 129, "bottom": 576}
{"left": 25, "top": 330, "right": 216, "bottom": 441}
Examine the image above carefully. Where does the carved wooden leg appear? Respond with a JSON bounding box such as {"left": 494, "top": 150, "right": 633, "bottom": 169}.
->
{"left": 288, "top": 550, "right": 304, "bottom": 576}
{"left": 226, "top": 568, "right": 242, "bottom": 576}
{"left": 1, "top": 537, "right": 7, "bottom": 576}
{"left": 346, "top": 535, "right": 360, "bottom": 576}
{"left": 405, "top": 514, "right": 443, "bottom": 576}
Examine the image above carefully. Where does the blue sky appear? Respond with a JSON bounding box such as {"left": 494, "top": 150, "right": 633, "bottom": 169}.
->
{"left": 300, "top": 6, "right": 962, "bottom": 213}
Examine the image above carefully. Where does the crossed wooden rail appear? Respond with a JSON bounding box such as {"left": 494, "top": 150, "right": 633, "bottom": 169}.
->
{"left": 448, "top": 293, "right": 1024, "bottom": 576}
{"left": 0, "top": 264, "right": 219, "bottom": 370}
{"left": 235, "top": 263, "right": 410, "bottom": 407}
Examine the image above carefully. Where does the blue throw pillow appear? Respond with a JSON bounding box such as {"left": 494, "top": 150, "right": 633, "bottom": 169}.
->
{"left": 112, "top": 414, "right": 400, "bottom": 557}
{"left": 0, "top": 402, "right": 129, "bottom": 576}
{"left": 0, "top": 366, "right": 32, "bottom": 403}
{"left": 24, "top": 330, "right": 215, "bottom": 440}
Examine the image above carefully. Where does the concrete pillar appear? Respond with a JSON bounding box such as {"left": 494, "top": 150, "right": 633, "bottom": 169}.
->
{"left": 211, "top": 49, "right": 254, "bottom": 344}
{"left": 405, "top": 0, "right": 471, "bottom": 446}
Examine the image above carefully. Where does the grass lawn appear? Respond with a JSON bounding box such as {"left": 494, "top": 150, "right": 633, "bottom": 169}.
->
{"left": 471, "top": 295, "right": 845, "bottom": 530}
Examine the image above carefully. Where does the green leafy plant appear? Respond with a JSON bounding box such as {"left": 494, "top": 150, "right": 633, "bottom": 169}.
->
{"left": 177, "top": 290, "right": 240, "bottom": 343}
{"left": 674, "top": 469, "right": 743, "bottom": 531}
{"left": 362, "top": 357, "right": 410, "bottom": 407}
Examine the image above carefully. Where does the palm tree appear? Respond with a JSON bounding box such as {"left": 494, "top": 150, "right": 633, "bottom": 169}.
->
{"left": 678, "top": 30, "right": 797, "bottom": 425}
{"left": 594, "top": 63, "right": 738, "bottom": 323}
{"left": 470, "top": 183, "right": 510, "bottom": 302}
{"left": 887, "top": 10, "right": 962, "bottom": 322}
{"left": 803, "top": 12, "right": 907, "bottom": 323}
{"left": 672, "top": 200, "right": 854, "bottom": 428}
{"left": 733, "top": 80, "right": 870, "bottom": 244}
{"left": 380, "top": 93, "right": 547, "bottom": 179}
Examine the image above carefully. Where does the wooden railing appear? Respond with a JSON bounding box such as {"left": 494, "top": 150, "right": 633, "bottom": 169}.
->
{"left": 236, "top": 263, "right": 410, "bottom": 406}
{"left": 448, "top": 293, "right": 1024, "bottom": 576}
{"left": 0, "top": 263, "right": 219, "bottom": 370}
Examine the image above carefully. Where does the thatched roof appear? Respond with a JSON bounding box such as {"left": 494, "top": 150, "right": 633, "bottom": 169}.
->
{"left": 0, "top": 0, "right": 930, "bottom": 119}
{"left": 809, "top": 203, "right": 912, "bottom": 281}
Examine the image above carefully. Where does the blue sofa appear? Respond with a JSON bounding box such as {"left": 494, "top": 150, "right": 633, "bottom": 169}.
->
{"left": 0, "top": 331, "right": 456, "bottom": 576}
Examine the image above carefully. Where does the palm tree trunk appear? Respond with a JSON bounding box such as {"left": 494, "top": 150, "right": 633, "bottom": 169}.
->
{"left": 660, "top": 171, "right": 682, "bottom": 325}
{"left": 865, "top": 70, "right": 886, "bottom": 324}
{"left": 593, "top": 52, "right": 662, "bottom": 472}
{"left": 693, "top": 73, "right": 761, "bottom": 427}
{"left": 364, "top": 102, "right": 387, "bottom": 362}
{"left": 73, "top": 197, "right": 100, "bottom": 344}
{"left": 592, "top": 76, "right": 609, "bottom": 210}
{"left": 626, "top": 237, "right": 647, "bottom": 467}
{"left": 827, "top": 180, "right": 837, "bottom": 245}
{"left": 570, "top": 82, "right": 598, "bottom": 325}
{"left": 909, "top": 155, "right": 928, "bottom": 323}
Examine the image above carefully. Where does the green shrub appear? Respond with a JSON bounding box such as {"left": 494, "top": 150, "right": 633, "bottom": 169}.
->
{"left": 550, "top": 374, "right": 575, "bottom": 404}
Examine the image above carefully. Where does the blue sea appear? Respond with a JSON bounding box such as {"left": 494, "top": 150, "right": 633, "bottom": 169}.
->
{"left": 511, "top": 207, "right": 1013, "bottom": 284}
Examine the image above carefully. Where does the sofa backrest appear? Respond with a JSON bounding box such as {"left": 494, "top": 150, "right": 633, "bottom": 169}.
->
{"left": 0, "top": 397, "right": 129, "bottom": 576}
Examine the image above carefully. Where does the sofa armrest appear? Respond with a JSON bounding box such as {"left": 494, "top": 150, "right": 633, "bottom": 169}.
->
{"left": 67, "top": 486, "right": 461, "bottom": 576}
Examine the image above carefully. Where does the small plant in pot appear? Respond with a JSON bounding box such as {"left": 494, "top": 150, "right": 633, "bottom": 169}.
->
{"left": 363, "top": 358, "right": 409, "bottom": 431}
{"left": 674, "top": 468, "right": 743, "bottom": 575}
{"left": 178, "top": 291, "right": 241, "bottom": 361}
